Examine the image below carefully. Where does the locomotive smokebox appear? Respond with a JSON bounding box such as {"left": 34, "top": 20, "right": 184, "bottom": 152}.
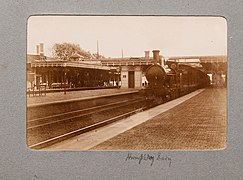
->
{"left": 145, "top": 64, "right": 166, "bottom": 85}
{"left": 152, "top": 50, "right": 160, "bottom": 64}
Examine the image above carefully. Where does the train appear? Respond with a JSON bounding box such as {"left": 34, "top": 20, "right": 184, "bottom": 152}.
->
{"left": 141, "top": 60, "right": 210, "bottom": 104}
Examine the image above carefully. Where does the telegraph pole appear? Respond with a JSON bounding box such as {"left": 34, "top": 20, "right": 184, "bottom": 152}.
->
{"left": 97, "top": 40, "right": 99, "bottom": 59}
{"left": 64, "top": 70, "right": 66, "bottom": 95}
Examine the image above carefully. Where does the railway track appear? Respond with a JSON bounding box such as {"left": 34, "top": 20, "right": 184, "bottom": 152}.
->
{"left": 27, "top": 97, "right": 147, "bottom": 149}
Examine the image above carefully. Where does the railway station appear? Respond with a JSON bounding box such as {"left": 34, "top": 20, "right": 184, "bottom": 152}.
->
{"left": 27, "top": 44, "right": 227, "bottom": 94}
{"left": 26, "top": 44, "right": 227, "bottom": 151}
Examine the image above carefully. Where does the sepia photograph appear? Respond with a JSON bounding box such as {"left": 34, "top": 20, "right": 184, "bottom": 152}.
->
{"left": 27, "top": 16, "right": 227, "bottom": 150}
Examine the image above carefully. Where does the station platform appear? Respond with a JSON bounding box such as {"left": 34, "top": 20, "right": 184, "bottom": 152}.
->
{"left": 27, "top": 88, "right": 138, "bottom": 106}
{"left": 43, "top": 87, "right": 227, "bottom": 150}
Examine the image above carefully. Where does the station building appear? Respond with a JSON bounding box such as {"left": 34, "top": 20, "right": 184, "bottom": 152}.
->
{"left": 27, "top": 44, "right": 158, "bottom": 90}
{"left": 27, "top": 44, "right": 118, "bottom": 91}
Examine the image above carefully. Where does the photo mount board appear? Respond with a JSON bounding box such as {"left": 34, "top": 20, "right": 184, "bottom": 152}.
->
{"left": 0, "top": 0, "right": 243, "bottom": 179}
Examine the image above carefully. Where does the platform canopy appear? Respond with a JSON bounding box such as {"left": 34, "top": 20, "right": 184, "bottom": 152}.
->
{"left": 31, "top": 60, "right": 112, "bottom": 70}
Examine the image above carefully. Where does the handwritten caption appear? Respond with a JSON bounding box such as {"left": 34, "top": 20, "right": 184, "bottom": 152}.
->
{"left": 125, "top": 152, "right": 172, "bottom": 167}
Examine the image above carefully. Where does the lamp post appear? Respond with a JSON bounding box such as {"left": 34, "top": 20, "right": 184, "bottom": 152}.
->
{"left": 64, "top": 70, "right": 67, "bottom": 95}
{"left": 117, "top": 67, "right": 120, "bottom": 88}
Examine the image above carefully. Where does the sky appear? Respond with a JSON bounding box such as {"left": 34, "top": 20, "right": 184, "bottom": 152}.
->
{"left": 27, "top": 16, "right": 227, "bottom": 58}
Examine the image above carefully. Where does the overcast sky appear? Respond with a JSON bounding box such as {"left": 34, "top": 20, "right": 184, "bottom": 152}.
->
{"left": 27, "top": 16, "right": 227, "bottom": 58}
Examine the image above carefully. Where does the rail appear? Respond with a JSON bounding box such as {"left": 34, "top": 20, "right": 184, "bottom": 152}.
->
{"left": 27, "top": 97, "right": 146, "bottom": 149}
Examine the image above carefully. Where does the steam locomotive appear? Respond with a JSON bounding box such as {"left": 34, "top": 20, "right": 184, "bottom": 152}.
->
{"left": 142, "top": 57, "right": 210, "bottom": 103}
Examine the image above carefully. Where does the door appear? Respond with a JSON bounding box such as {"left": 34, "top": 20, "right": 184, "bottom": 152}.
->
{"left": 128, "top": 71, "right": 135, "bottom": 88}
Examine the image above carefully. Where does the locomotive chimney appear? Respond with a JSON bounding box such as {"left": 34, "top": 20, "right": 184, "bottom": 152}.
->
{"left": 152, "top": 50, "right": 160, "bottom": 64}
{"left": 145, "top": 51, "right": 150, "bottom": 59}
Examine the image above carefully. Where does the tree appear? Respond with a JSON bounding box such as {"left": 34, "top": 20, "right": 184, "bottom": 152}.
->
{"left": 92, "top": 53, "right": 106, "bottom": 59}
{"left": 52, "top": 43, "right": 95, "bottom": 60}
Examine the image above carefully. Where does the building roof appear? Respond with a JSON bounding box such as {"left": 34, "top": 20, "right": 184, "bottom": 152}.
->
{"left": 27, "top": 54, "right": 113, "bottom": 70}
{"left": 70, "top": 53, "right": 82, "bottom": 59}
{"left": 27, "top": 54, "right": 56, "bottom": 63}
{"left": 27, "top": 54, "right": 40, "bottom": 63}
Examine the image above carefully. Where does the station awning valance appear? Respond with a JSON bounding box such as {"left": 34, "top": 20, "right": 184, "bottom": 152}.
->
{"left": 31, "top": 61, "right": 112, "bottom": 70}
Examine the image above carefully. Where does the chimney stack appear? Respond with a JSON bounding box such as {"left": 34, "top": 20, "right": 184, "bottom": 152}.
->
{"left": 36, "top": 45, "right": 40, "bottom": 55}
{"left": 145, "top": 51, "right": 150, "bottom": 59}
{"left": 39, "top": 43, "right": 44, "bottom": 56}
{"left": 152, "top": 50, "right": 160, "bottom": 64}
